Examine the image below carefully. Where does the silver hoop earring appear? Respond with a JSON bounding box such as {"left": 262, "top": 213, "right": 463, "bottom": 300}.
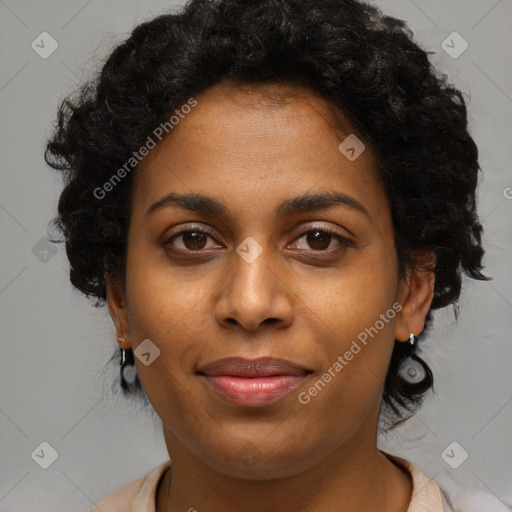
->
{"left": 398, "top": 332, "right": 426, "bottom": 384}
{"left": 409, "top": 332, "right": 416, "bottom": 351}
{"left": 118, "top": 340, "right": 136, "bottom": 392}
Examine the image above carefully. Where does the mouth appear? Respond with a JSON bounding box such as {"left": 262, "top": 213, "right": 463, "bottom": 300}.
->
{"left": 197, "top": 356, "right": 313, "bottom": 407}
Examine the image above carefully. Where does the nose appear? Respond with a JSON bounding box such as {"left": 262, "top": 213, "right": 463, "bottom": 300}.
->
{"left": 214, "top": 245, "right": 294, "bottom": 332}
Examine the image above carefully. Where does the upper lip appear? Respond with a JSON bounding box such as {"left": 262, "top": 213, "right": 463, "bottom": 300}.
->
{"left": 198, "top": 357, "right": 312, "bottom": 377}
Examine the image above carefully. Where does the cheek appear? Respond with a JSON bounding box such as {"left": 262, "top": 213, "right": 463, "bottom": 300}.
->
{"left": 295, "top": 246, "right": 399, "bottom": 418}
{"left": 297, "top": 309, "right": 396, "bottom": 447}
{"left": 124, "top": 233, "right": 214, "bottom": 340}
{"left": 123, "top": 244, "right": 222, "bottom": 406}
{"left": 301, "top": 241, "right": 398, "bottom": 342}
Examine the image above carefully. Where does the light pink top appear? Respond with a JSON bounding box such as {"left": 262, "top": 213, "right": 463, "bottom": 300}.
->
{"left": 90, "top": 452, "right": 446, "bottom": 511}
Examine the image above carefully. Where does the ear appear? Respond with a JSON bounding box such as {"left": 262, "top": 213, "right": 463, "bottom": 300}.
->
{"left": 394, "top": 251, "right": 436, "bottom": 342}
{"left": 105, "top": 271, "right": 131, "bottom": 350}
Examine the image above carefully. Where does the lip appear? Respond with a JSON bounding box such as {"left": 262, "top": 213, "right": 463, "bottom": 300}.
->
{"left": 197, "top": 357, "right": 312, "bottom": 407}
{"left": 198, "top": 356, "right": 311, "bottom": 377}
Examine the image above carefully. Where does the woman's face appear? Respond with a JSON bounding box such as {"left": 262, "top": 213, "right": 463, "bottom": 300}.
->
{"left": 108, "top": 82, "right": 424, "bottom": 478}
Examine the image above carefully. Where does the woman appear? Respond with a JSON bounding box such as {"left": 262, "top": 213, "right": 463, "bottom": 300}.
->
{"left": 45, "top": 0, "right": 488, "bottom": 510}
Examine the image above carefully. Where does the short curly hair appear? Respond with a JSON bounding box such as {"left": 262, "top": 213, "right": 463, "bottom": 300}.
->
{"left": 45, "top": 0, "right": 489, "bottom": 429}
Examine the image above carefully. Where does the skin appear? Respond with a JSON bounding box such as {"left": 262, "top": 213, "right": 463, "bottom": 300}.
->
{"left": 105, "top": 81, "right": 435, "bottom": 512}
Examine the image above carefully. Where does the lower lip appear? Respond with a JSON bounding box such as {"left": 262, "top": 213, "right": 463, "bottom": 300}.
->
{"left": 201, "top": 374, "right": 308, "bottom": 407}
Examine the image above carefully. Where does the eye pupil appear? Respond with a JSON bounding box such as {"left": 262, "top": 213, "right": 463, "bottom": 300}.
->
{"left": 307, "top": 230, "right": 331, "bottom": 250}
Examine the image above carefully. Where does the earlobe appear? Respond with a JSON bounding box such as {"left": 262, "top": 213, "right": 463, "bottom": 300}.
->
{"left": 104, "top": 271, "right": 130, "bottom": 348}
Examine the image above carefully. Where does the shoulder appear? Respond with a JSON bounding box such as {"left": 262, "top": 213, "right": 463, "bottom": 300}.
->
{"left": 90, "top": 460, "right": 171, "bottom": 512}
{"left": 382, "top": 451, "right": 448, "bottom": 511}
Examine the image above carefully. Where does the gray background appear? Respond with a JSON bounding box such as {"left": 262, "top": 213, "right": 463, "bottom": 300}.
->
{"left": 1, "top": 0, "right": 511, "bottom": 510}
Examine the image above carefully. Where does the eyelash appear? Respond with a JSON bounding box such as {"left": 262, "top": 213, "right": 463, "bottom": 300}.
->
{"left": 163, "top": 225, "right": 354, "bottom": 254}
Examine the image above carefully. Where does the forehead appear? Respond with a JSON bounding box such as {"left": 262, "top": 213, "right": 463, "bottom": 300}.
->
{"left": 133, "top": 81, "right": 387, "bottom": 221}
{"left": 174, "top": 80, "right": 353, "bottom": 142}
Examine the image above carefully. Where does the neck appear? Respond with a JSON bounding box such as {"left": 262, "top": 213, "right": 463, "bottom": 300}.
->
{"left": 156, "top": 417, "right": 412, "bottom": 512}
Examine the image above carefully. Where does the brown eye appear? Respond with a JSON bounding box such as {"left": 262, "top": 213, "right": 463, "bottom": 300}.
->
{"left": 292, "top": 228, "right": 353, "bottom": 252}
{"left": 305, "top": 230, "right": 332, "bottom": 250}
{"left": 181, "top": 231, "right": 208, "bottom": 250}
{"left": 165, "top": 228, "right": 218, "bottom": 251}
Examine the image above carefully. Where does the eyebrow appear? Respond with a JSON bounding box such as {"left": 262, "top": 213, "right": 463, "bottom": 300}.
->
{"left": 146, "top": 191, "right": 371, "bottom": 220}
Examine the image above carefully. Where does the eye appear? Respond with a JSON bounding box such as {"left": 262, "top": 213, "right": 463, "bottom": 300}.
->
{"left": 163, "top": 225, "right": 353, "bottom": 254}
{"left": 164, "top": 227, "right": 220, "bottom": 251}
{"left": 290, "top": 227, "right": 353, "bottom": 252}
